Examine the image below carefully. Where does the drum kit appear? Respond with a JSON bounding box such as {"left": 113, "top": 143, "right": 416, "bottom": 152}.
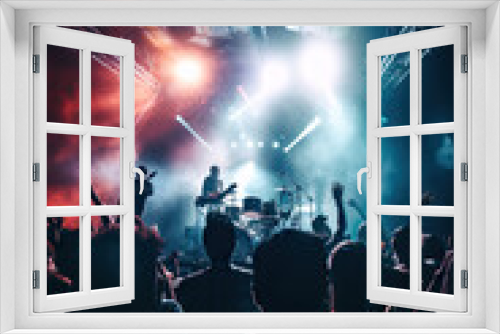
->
{"left": 191, "top": 178, "right": 316, "bottom": 265}
{"left": 217, "top": 185, "right": 313, "bottom": 263}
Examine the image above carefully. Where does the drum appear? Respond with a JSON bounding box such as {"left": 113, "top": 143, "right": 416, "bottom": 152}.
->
{"left": 243, "top": 196, "right": 262, "bottom": 214}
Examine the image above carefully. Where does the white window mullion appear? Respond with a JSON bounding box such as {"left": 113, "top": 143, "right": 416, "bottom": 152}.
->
{"left": 82, "top": 47, "right": 92, "bottom": 295}
{"left": 78, "top": 49, "right": 84, "bottom": 292}
{"left": 373, "top": 123, "right": 455, "bottom": 138}
{"left": 412, "top": 122, "right": 454, "bottom": 135}
{"left": 409, "top": 48, "right": 419, "bottom": 294}
{"left": 82, "top": 214, "right": 92, "bottom": 294}
{"left": 121, "top": 51, "right": 135, "bottom": 298}
{"left": 90, "top": 205, "right": 129, "bottom": 216}
{"left": 366, "top": 46, "right": 380, "bottom": 298}
{"left": 372, "top": 205, "right": 455, "bottom": 217}
{"left": 411, "top": 206, "right": 455, "bottom": 217}
{"left": 82, "top": 48, "right": 91, "bottom": 208}
{"left": 46, "top": 123, "right": 130, "bottom": 138}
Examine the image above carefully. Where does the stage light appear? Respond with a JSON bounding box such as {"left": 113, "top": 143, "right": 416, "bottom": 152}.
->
{"left": 176, "top": 115, "right": 212, "bottom": 151}
{"left": 173, "top": 57, "right": 204, "bottom": 86}
{"left": 284, "top": 116, "right": 322, "bottom": 153}
{"left": 230, "top": 142, "right": 238, "bottom": 148}
{"left": 246, "top": 141, "right": 254, "bottom": 148}
{"left": 299, "top": 42, "right": 337, "bottom": 92}
{"left": 272, "top": 141, "right": 280, "bottom": 149}
{"left": 257, "top": 141, "right": 264, "bottom": 148}
{"left": 260, "top": 60, "right": 289, "bottom": 94}
{"left": 232, "top": 161, "right": 257, "bottom": 198}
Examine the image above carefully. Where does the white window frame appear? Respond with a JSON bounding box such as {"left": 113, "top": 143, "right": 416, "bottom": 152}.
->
{"left": 366, "top": 26, "right": 467, "bottom": 312}
{"left": 32, "top": 26, "right": 136, "bottom": 312}
{"left": 0, "top": 1, "right": 499, "bottom": 333}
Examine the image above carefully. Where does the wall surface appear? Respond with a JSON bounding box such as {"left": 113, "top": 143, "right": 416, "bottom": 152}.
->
{"left": 0, "top": 1, "right": 16, "bottom": 333}
{"left": 485, "top": 2, "right": 500, "bottom": 333}
{"left": 8, "top": 5, "right": 493, "bottom": 332}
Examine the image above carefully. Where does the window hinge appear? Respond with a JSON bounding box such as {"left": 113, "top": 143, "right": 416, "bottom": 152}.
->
{"left": 461, "top": 162, "right": 468, "bottom": 181}
{"left": 33, "top": 270, "right": 40, "bottom": 289}
{"left": 461, "top": 270, "right": 468, "bottom": 289}
{"left": 461, "top": 54, "right": 468, "bottom": 73}
{"left": 33, "top": 54, "right": 40, "bottom": 73}
{"left": 33, "top": 163, "right": 40, "bottom": 182}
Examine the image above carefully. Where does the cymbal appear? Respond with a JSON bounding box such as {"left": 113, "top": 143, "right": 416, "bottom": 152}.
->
{"left": 275, "top": 187, "right": 293, "bottom": 192}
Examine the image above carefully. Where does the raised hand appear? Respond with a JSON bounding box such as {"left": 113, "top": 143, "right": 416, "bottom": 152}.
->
{"left": 332, "top": 182, "right": 344, "bottom": 201}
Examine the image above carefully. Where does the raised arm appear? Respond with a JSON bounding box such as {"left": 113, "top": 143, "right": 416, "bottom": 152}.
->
{"left": 331, "top": 182, "right": 347, "bottom": 246}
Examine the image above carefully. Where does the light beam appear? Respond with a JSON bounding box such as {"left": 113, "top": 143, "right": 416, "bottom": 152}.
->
{"left": 284, "top": 116, "right": 322, "bottom": 153}
{"left": 176, "top": 115, "right": 212, "bottom": 151}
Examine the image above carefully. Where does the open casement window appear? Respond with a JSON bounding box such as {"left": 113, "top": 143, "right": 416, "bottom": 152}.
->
{"left": 365, "top": 26, "right": 467, "bottom": 312}
{"left": 33, "top": 26, "right": 136, "bottom": 312}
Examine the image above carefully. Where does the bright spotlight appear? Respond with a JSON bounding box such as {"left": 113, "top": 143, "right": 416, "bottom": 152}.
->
{"left": 260, "top": 60, "right": 289, "bottom": 94}
{"left": 173, "top": 57, "right": 203, "bottom": 86}
{"left": 247, "top": 141, "right": 254, "bottom": 148}
{"left": 257, "top": 141, "right": 264, "bottom": 148}
{"left": 299, "top": 43, "right": 336, "bottom": 91}
{"left": 272, "top": 141, "right": 280, "bottom": 149}
{"left": 230, "top": 142, "right": 238, "bottom": 148}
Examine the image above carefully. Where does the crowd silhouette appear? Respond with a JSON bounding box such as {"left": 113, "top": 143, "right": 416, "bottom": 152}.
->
{"left": 46, "top": 175, "right": 454, "bottom": 313}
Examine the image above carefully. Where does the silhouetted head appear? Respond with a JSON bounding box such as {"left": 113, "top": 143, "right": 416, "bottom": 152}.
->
{"left": 203, "top": 212, "right": 235, "bottom": 265}
{"left": 392, "top": 225, "right": 410, "bottom": 268}
{"left": 329, "top": 241, "right": 367, "bottom": 312}
{"left": 209, "top": 165, "right": 220, "bottom": 178}
{"left": 253, "top": 229, "right": 328, "bottom": 312}
{"left": 312, "top": 215, "right": 331, "bottom": 239}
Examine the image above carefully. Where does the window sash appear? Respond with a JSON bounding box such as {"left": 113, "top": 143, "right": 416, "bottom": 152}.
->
{"left": 33, "top": 26, "right": 136, "bottom": 313}
{"left": 366, "top": 26, "right": 468, "bottom": 312}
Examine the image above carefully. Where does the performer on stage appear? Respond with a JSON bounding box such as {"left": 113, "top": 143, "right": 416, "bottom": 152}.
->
{"left": 202, "top": 165, "right": 223, "bottom": 199}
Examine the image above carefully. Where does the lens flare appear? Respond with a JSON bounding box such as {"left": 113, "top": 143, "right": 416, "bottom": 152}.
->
{"left": 173, "top": 57, "right": 204, "bottom": 86}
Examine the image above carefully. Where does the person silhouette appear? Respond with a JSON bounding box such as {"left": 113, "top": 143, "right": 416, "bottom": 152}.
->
{"left": 253, "top": 229, "right": 329, "bottom": 312}
{"left": 328, "top": 241, "right": 368, "bottom": 312}
{"left": 175, "top": 212, "right": 257, "bottom": 312}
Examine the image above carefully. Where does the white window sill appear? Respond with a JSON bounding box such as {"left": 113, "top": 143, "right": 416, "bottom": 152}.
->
{"left": 4, "top": 329, "right": 498, "bottom": 334}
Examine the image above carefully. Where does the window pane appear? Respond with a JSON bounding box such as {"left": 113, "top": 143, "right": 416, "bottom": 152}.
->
{"left": 380, "top": 52, "right": 410, "bottom": 127}
{"left": 381, "top": 215, "right": 410, "bottom": 290}
{"left": 91, "top": 216, "right": 121, "bottom": 290}
{"left": 47, "top": 45, "right": 80, "bottom": 124}
{"left": 91, "top": 137, "right": 121, "bottom": 206}
{"left": 91, "top": 52, "right": 121, "bottom": 127}
{"left": 47, "top": 217, "right": 80, "bottom": 295}
{"left": 421, "top": 217, "right": 454, "bottom": 295}
{"left": 47, "top": 134, "right": 80, "bottom": 206}
{"left": 381, "top": 136, "right": 410, "bottom": 205}
{"left": 421, "top": 45, "right": 454, "bottom": 124}
{"left": 421, "top": 134, "right": 454, "bottom": 206}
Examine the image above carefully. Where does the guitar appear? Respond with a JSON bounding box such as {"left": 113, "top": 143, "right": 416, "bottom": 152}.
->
{"left": 195, "top": 183, "right": 238, "bottom": 207}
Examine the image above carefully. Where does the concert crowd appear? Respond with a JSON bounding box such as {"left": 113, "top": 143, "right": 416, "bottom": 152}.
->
{"left": 46, "top": 168, "right": 454, "bottom": 313}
